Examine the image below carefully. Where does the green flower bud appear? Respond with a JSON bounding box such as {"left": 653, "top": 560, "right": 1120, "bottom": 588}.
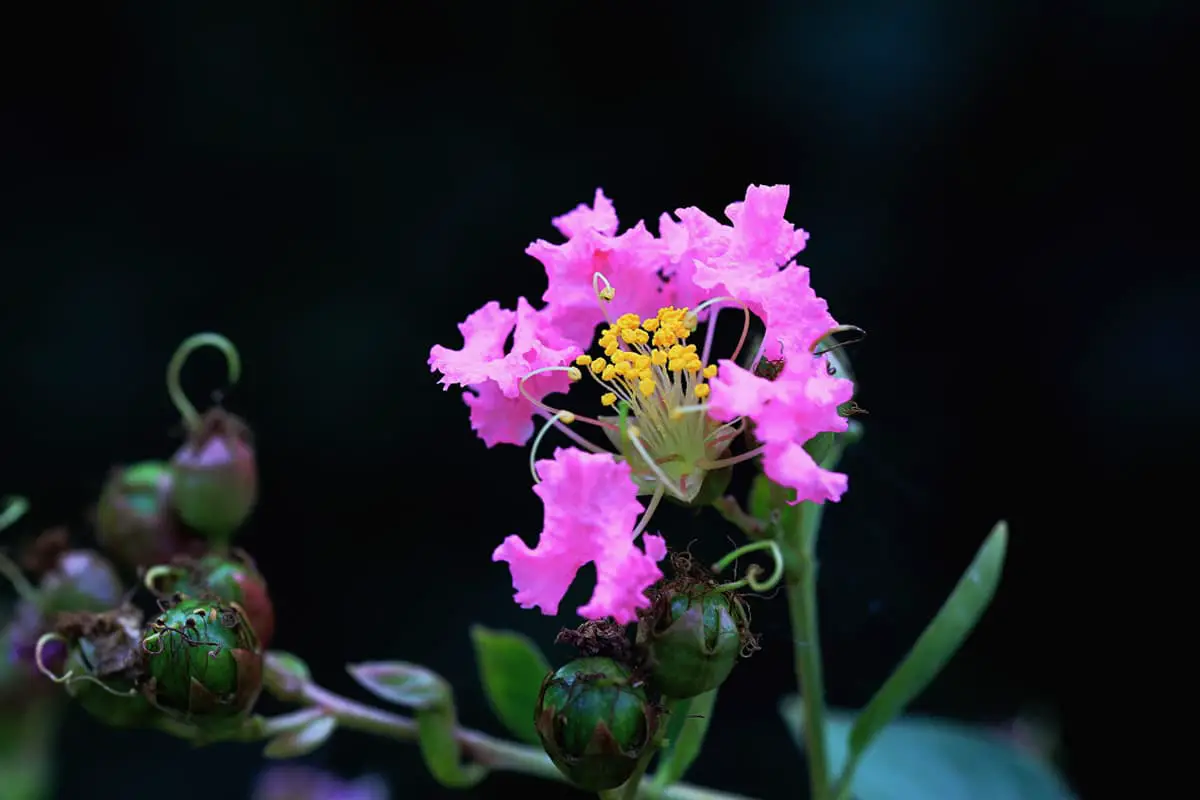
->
{"left": 141, "top": 595, "right": 262, "bottom": 722}
{"left": 170, "top": 409, "right": 258, "bottom": 545}
{"left": 636, "top": 588, "right": 744, "bottom": 700}
{"left": 96, "top": 461, "right": 188, "bottom": 568}
{"left": 535, "top": 657, "right": 660, "bottom": 791}
{"left": 38, "top": 550, "right": 124, "bottom": 615}
{"left": 148, "top": 553, "right": 275, "bottom": 647}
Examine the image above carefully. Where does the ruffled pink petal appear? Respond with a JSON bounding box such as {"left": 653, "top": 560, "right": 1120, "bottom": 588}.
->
{"left": 493, "top": 448, "right": 665, "bottom": 622}
{"left": 462, "top": 367, "right": 571, "bottom": 448}
{"left": 428, "top": 301, "right": 516, "bottom": 390}
{"left": 723, "top": 184, "right": 810, "bottom": 265}
{"left": 762, "top": 441, "right": 848, "bottom": 505}
{"left": 527, "top": 192, "right": 669, "bottom": 348}
{"left": 706, "top": 360, "right": 781, "bottom": 421}
{"left": 707, "top": 355, "right": 852, "bottom": 504}
{"left": 552, "top": 188, "right": 619, "bottom": 238}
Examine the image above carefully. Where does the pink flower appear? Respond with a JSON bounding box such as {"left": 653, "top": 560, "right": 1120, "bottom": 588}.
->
{"left": 492, "top": 448, "right": 667, "bottom": 624}
{"left": 431, "top": 183, "right": 860, "bottom": 620}
{"left": 429, "top": 297, "right": 579, "bottom": 447}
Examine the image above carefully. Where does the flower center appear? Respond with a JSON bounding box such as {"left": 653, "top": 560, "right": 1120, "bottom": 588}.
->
{"left": 574, "top": 306, "right": 731, "bottom": 502}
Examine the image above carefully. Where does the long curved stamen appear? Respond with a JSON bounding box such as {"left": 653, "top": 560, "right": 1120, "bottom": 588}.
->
{"left": 690, "top": 296, "right": 752, "bottom": 365}
{"left": 592, "top": 271, "right": 616, "bottom": 325}
{"left": 626, "top": 425, "right": 689, "bottom": 501}
{"left": 519, "top": 366, "right": 618, "bottom": 432}
{"left": 631, "top": 484, "right": 666, "bottom": 539}
{"left": 699, "top": 445, "right": 765, "bottom": 471}
{"left": 530, "top": 410, "right": 578, "bottom": 483}
{"left": 810, "top": 325, "right": 867, "bottom": 354}
{"left": 534, "top": 410, "right": 610, "bottom": 456}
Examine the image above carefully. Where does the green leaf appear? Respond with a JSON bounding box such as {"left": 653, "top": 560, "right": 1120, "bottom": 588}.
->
{"left": 262, "top": 714, "right": 337, "bottom": 759}
{"left": 417, "top": 703, "right": 488, "bottom": 789}
{"left": 780, "top": 699, "right": 1075, "bottom": 800}
{"left": 347, "top": 661, "right": 449, "bottom": 710}
{"left": 846, "top": 521, "right": 1009, "bottom": 767}
{"left": 469, "top": 625, "right": 550, "bottom": 744}
{"left": 651, "top": 690, "right": 718, "bottom": 787}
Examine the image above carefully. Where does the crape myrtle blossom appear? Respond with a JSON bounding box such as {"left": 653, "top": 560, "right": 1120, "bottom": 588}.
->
{"left": 429, "top": 184, "right": 856, "bottom": 623}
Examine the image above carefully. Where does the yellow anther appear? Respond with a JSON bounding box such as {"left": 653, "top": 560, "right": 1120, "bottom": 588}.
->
{"left": 617, "top": 313, "right": 641, "bottom": 328}
{"left": 703, "top": 364, "right": 718, "bottom": 379}
{"left": 600, "top": 392, "right": 617, "bottom": 407}
{"left": 633, "top": 354, "right": 651, "bottom": 370}
{"left": 668, "top": 358, "right": 686, "bottom": 372}
{"left": 685, "top": 357, "right": 702, "bottom": 371}
{"left": 604, "top": 344, "right": 619, "bottom": 357}
{"left": 651, "top": 350, "right": 668, "bottom": 366}
{"left": 560, "top": 412, "right": 577, "bottom": 424}
{"left": 590, "top": 358, "right": 607, "bottom": 375}
{"left": 642, "top": 317, "right": 659, "bottom": 331}
{"left": 567, "top": 367, "right": 582, "bottom": 381}
{"left": 694, "top": 384, "right": 711, "bottom": 399}
{"left": 636, "top": 368, "right": 653, "bottom": 381}
{"left": 599, "top": 286, "right": 615, "bottom": 301}
{"left": 620, "top": 327, "right": 641, "bottom": 344}
{"left": 638, "top": 379, "right": 656, "bottom": 397}
{"left": 575, "top": 354, "right": 593, "bottom": 366}
{"left": 602, "top": 365, "right": 618, "bottom": 382}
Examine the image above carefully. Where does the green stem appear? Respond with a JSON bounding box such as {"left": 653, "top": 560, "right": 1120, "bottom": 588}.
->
{"left": 264, "top": 673, "right": 753, "bottom": 800}
{"left": 784, "top": 500, "right": 831, "bottom": 800}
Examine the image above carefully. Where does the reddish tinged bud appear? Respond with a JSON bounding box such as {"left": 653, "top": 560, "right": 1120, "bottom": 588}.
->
{"left": 170, "top": 408, "right": 258, "bottom": 545}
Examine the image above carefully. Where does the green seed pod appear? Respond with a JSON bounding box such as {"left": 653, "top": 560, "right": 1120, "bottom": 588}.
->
{"left": 636, "top": 588, "right": 742, "bottom": 700}
{"left": 170, "top": 409, "right": 258, "bottom": 545}
{"left": 38, "top": 550, "right": 124, "bottom": 615}
{"left": 148, "top": 553, "right": 275, "bottom": 647}
{"left": 96, "top": 461, "right": 187, "bottom": 569}
{"left": 535, "top": 657, "right": 659, "bottom": 791}
{"left": 141, "top": 596, "right": 262, "bottom": 722}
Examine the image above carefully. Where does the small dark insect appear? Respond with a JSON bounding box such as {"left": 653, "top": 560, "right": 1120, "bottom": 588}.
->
{"left": 754, "top": 357, "right": 786, "bottom": 381}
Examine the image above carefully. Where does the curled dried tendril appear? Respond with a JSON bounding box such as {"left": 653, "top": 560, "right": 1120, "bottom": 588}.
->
{"left": 166, "top": 332, "right": 242, "bottom": 431}
{"left": 710, "top": 539, "right": 785, "bottom": 593}
{"left": 34, "top": 633, "right": 139, "bottom": 698}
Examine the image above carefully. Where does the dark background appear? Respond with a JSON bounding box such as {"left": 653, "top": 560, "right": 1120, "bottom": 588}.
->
{"left": 1, "top": 2, "right": 1191, "bottom": 798}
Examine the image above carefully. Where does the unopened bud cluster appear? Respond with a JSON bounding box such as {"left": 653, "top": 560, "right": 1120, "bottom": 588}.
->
{"left": 534, "top": 552, "right": 757, "bottom": 790}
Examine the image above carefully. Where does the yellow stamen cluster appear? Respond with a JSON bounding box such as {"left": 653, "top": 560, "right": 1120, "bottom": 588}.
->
{"left": 574, "top": 307, "right": 719, "bottom": 412}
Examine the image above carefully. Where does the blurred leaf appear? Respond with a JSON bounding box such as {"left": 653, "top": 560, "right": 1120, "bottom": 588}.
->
{"left": 652, "top": 690, "right": 717, "bottom": 787}
{"left": 780, "top": 699, "right": 1075, "bottom": 800}
{"left": 417, "top": 703, "right": 487, "bottom": 789}
{"left": 469, "top": 625, "right": 549, "bottom": 744}
{"left": 844, "top": 521, "right": 1008, "bottom": 774}
{"left": 266, "top": 651, "right": 310, "bottom": 682}
{"left": 263, "top": 651, "right": 312, "bottom": 700}
{"left": 347, "top": 662, "right": 449, "bottom": 710}
{"left": 0, "top": 698, "right": 62, "bottom": 800}
{"left": 263, "top": 714, "right": 337, "bottom": 759}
